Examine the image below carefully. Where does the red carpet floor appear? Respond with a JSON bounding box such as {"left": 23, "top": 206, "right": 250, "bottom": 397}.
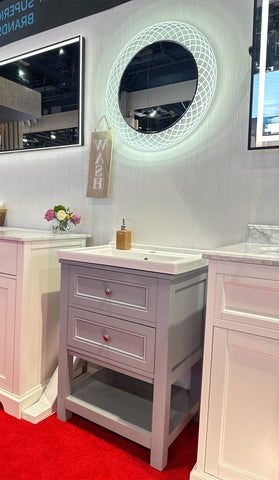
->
{"left": 0, "top": 409, "right": 198, "bottom": 479}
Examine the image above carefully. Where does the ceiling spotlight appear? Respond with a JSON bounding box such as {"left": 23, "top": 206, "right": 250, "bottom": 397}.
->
{"left": 59, "top": 48, "right": 65, "bottom": 55}
{"left": 23, "top": 137, "right": 28, "bottom": 143}
{"left": 18, "top": 69, "right": 25, "bottom": 78}
{"left": 50, "top": 133, "right": 56, "bottom": 140}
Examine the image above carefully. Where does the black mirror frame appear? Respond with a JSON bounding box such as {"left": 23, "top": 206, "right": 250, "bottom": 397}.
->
{"left": 0, "top": 35, "right": 84, "bottom": 154}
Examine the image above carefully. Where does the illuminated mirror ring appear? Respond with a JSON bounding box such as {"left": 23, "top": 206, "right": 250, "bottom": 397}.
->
{"left": 106, "top": 22, "right": 217, "bottom": 151}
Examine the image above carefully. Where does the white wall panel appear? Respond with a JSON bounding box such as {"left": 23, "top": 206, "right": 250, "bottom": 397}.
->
{"left": 1, "top": 0, "right": 277, "bottom": 249}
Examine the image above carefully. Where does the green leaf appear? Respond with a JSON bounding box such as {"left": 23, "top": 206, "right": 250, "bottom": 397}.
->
{"left": 54, "top": 205, "right": 66, "bottom": 213}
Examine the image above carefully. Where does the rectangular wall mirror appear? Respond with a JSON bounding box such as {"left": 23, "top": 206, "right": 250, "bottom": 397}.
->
{"left": 0, "top": 35, "right": 84, "bottom": 153}
{"left": 249, "top": 0, "right": 279, "bottom": 149}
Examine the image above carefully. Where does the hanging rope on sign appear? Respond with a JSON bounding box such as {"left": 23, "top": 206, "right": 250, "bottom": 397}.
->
{"left": 86, "top": 115, "right": 114, "bottom": 198}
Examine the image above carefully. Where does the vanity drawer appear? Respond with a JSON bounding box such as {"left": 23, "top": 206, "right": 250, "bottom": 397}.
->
{"left": 69, "top": 265, "right": 157, "bottom": 323}
{"left": 0, "top": 241, "right": 17, "bottom": 275}
{"left": 67, "top": 307, "right": 155, "bottom": 373}
{"left": 215, "top": 269, "right": 279, "bottom": 329}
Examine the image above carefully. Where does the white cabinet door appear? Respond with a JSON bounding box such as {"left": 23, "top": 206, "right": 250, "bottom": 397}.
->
{"left": 0, "top": 276, "right": 16, "bottom": 391}
{"left": 205, "top": 327, "right": 279, "bottom": 480}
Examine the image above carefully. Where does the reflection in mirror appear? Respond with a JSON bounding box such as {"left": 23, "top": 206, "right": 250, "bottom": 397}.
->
{"left": 249, "top": 0, "right": 279, "bottom": 148}
{"left": 118, "top": 41, "right": 198, "bottom": 134}
{"left": 0, "top": 36, "right": 83, "bottom": 153}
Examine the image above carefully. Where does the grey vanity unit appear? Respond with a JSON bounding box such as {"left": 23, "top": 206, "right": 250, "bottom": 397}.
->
{"left": 57, "top": 245, "right": 207, "bottom": 470}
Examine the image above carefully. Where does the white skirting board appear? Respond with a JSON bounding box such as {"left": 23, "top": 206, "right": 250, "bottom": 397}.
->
{"left": 21, "top": 367, "right": 58, "bottom": 424}
{"left": 21, "top": 358, "right": 85, "bottom": 424}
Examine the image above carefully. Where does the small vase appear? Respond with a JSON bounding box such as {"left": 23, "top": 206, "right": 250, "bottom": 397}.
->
{"left": 52, "top": 219, "right": 70, "bottom": 233}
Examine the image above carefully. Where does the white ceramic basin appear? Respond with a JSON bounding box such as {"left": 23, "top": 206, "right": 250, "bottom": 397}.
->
{"left": 58, "top": 244, "right": 208, "bottom": 274}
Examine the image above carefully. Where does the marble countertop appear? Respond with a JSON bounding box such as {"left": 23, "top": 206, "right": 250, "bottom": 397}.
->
{"left": 203, "top": 242, "right": 279, "bottom": 266}
{"left": 0, "top": 227, "right": 91, "bottom": 241}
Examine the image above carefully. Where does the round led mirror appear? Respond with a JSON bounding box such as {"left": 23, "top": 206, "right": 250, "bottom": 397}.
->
{"left": 118, "top": 40, "right": 198, "bottom": 134}
{"left": 106, "top": 22, "right": 217, "bottom": 151}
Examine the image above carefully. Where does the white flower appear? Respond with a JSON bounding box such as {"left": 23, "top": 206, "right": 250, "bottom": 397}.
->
{"left": 56, "top": 210, "right": 67, "bottom": 221}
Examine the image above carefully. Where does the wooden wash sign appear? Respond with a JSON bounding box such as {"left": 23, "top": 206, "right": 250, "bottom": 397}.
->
{"left": 87, "top": 117, "right": 114, "bottom": 199}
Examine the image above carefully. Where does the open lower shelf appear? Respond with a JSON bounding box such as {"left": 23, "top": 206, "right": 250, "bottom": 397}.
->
{"left": 66, "top": 367, "right": 199, "bottom": 448}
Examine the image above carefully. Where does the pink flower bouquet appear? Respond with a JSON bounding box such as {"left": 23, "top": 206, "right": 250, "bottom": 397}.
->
{"left": 44, "top": 205, "right": 81, "bottom": 232}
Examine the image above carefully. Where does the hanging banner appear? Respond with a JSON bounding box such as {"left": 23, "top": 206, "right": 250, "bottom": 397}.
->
{"left": 86, "top": 116, "right": 114, "bottom": 199}
{"left": 0, "top": 0, "right": 133, "bottom": 47}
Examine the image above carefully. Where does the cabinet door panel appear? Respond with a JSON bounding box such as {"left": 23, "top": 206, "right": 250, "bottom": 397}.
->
{"left": 0, "top": 241, "right": 17, "bottom": 275}
{"left": 0, "top": 276, "right": 16, "bottom": 391}
{"left": 205, "top": 327, "right": 279, "bottom": 480}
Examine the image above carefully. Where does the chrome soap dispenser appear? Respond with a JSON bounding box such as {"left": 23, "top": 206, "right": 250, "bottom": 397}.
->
{"left": 116, "top": 218, "right": 131, "bottom": 250}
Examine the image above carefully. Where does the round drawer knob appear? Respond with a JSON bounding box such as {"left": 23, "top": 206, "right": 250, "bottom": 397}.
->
{"left": 103, "top": 334, "right": 110, "bottom": 342}
{"left": 105, "top": 287, "right": 112, "bottom": 296}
